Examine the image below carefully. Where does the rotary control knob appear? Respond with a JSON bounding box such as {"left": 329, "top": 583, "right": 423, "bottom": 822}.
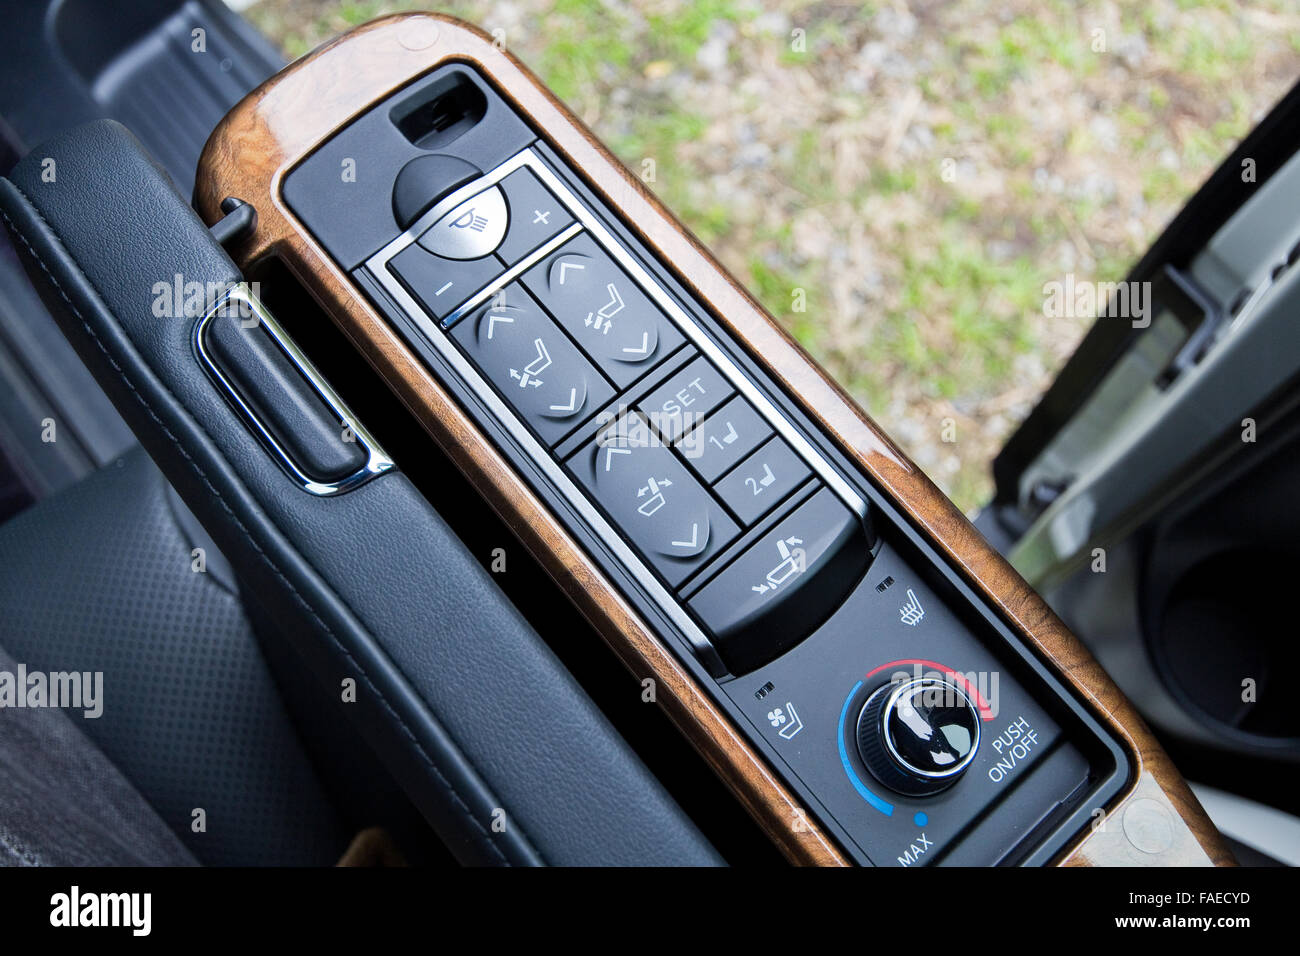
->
{"left": 856, "top": 677, "right": 981, "bottom": 796}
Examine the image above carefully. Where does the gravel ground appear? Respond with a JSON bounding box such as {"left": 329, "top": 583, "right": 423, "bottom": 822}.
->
{"left": 246, "top": 0, "right": 1300, "bottom": 511}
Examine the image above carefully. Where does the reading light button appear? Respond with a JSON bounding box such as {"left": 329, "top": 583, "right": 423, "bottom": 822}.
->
{"left": 418, "top": 186, "right": 509, "bottom": 260}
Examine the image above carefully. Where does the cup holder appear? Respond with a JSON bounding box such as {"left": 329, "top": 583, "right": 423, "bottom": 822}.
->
{"left": 1153, "top": 547, "right": 1300, "bottom": 748}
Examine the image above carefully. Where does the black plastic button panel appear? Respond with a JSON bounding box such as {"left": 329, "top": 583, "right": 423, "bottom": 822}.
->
{"left": 320, "top": 72, "right": 1127, "bottom": 866}
{"left": 366, "top": 149, "right": 871, "bottom": 674}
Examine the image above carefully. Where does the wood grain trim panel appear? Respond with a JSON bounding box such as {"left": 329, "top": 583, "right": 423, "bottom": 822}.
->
{"left": 194, "top": 13, "right": 1230, "bottom": 867}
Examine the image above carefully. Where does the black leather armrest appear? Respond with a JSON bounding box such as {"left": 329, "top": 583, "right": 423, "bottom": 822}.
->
{"left": 0, "top": 119, "right": 721, "bottom": 866}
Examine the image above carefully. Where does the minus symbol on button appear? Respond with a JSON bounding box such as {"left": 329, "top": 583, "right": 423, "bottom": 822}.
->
{"left": 434, "top": 281, "right": 454, "bottom": 297}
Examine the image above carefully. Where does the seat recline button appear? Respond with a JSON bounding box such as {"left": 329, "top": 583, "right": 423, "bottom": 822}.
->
{"left": 688, "top": 487, "right": 871, "bottom": 674}
{"left": 417, "top": 185, "right": 509, "bottom": 260}
{"left": 452, "top": 284, "right": 614, "bottom": 444}
{"left": 571, "top": 421, "right": 737, "bottom": 586}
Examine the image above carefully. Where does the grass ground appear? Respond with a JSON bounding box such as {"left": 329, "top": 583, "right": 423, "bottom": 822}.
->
{"left": 246, "top": 0, "right": 1300, "bottom": 511}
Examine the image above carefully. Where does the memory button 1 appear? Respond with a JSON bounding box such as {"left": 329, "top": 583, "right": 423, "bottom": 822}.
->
{"left": 677, "top": 396, "right": 771, "bottom": 483}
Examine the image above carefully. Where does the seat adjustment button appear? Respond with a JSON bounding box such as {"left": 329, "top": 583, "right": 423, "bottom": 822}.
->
{"left": 570, "top": 420, "right": 737, "bottom": 586}
{"left": 687, "top": 487, "right": 870, "bottom": 673}
{"left": 451, "top": 284, "right": 613, "bottom": 444}
{"left": 522, "top": 232, "right": 683, "bottom": 387}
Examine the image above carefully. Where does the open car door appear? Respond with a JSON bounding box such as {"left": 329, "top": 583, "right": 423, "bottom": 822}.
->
{"left": 979, "top": 80, "right": 1300, "bottom": 865}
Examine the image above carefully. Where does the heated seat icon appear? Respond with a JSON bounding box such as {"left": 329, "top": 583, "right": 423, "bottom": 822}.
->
{"left": 899, "top": 588, "right": 925, "bottom": 626}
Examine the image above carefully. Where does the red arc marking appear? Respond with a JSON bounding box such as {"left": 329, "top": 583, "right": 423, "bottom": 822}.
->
{"left": 863, "top": 658, "right": 996, "bottom": 721}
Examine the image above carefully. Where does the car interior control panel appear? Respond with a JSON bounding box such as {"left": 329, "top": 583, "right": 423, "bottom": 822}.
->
{"left": 283, "top": 64, "right": 1131, "bottom": 865}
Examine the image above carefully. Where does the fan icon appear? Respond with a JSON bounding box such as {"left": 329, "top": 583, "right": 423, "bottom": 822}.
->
{"left": 767, "top": 708, "right": 786, "bottom": 728}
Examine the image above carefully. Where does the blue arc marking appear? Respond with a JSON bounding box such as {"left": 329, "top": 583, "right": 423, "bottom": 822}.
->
{"left": 837, "top": 680, "right": 894, "bottom": 816}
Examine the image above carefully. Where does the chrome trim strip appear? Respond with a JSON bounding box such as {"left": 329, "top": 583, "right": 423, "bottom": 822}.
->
{"left": 443, "top": 221, "right": 582, "bottom": 327}
{"left": 362, "top": 147, "right": 867, "bottom": 671}
{"left": 195, "top": 283, "right": 395, "bottom": 497}
{"left": 375, "top": 149, "right": 536, "bottom": 265}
